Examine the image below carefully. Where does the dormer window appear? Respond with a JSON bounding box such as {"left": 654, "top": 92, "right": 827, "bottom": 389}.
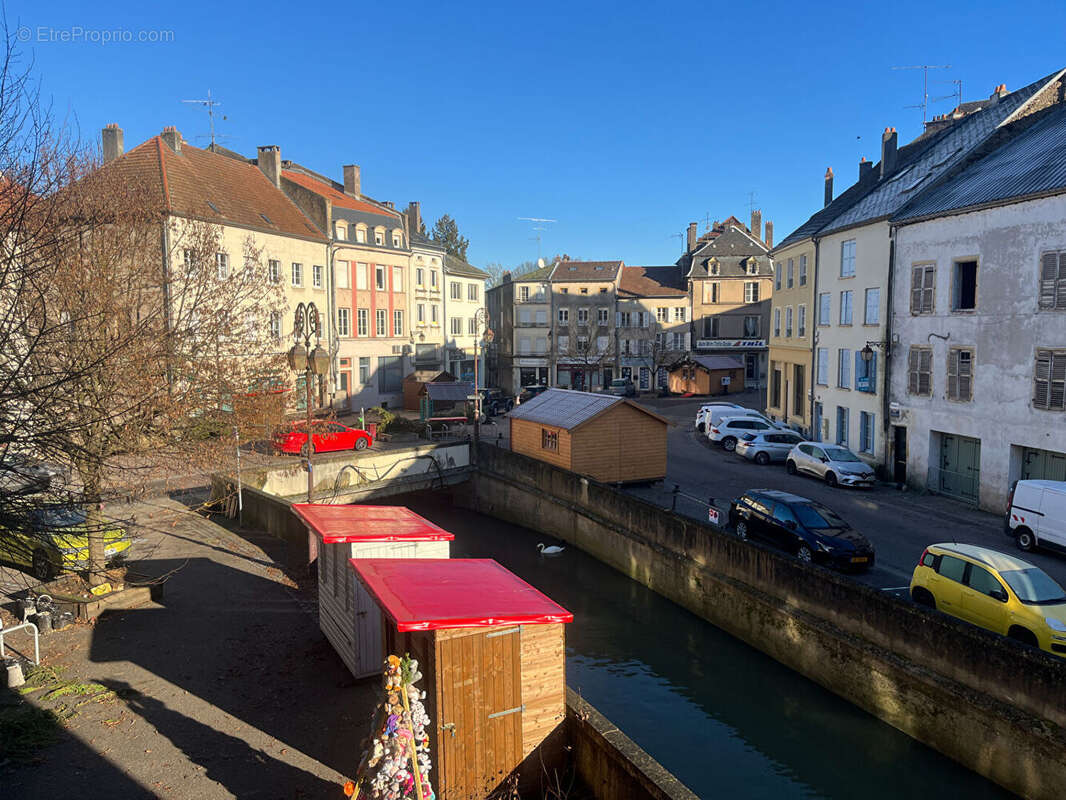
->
{"left": 391, "top": 230, "right": 402, "bottom": 248}
{"left": 356, "top": 225, "right": 367, "bottom": 244}
{"left": 334, "top": 221, "right": 347, "bottom": 240}
{"left": 374, "top": 227, "right": 385, "bottom": 246}
{"left": 708, "top": 258, "right": 720, "bottom": 276}
{"left": 746, "top": 260, "right": 758, "bottom": 276}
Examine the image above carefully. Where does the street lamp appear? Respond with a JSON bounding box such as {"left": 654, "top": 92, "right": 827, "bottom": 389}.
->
{"left": 288, "top": 302, "right": 330, "bottom": 502}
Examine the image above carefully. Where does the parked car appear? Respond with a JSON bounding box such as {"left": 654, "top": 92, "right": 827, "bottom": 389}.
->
{"left": 1005, "top": 479, "right": 1066, "bottom": 554}
{"left": 477, "top": 388, "right": 514, "bottom": 417}
{"left": 703, "top": 406, "right": 772, "bottom": 438}
{"left": 518, "top": 385, "right": 549, "bottom": 404}
{"left": 0, "top": 454, "right": 69, "bottom": 496}
{"left": 694, "top": 402, "right": 743, "bottom": 433}
{"left": 707, "top": 415, "right": 781, "bottom": 452}
{"left": 0, "top": 504, "right": 132, "bottom": 581}
{"left": 785, "top": 442, "right": 876, "bottom": 488}
{"left": 909, "top": 542, "right": 1066, "bottom": 657}
{"left": 273, "top": 420, "right": 373, "bottom": 455}
{"left": 607, "top": 378, "right": 636, "bottom": 397}
{"left": 736, "top": 430, "right": 805, "bottom": 464}
{"left": 728, "top": 490, "right": 874, "bottom": 570}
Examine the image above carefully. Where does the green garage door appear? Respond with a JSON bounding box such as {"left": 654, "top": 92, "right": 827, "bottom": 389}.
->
{"left": 939, "top": 434, "right": 981, "bottom": 503}
{"left": 1022, "top": 447, "right": 1066, "bottom": 482}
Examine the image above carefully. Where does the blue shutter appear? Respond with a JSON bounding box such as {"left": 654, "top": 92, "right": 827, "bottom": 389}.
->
{"left": 855, "top": 350, "right": 863, "bottom": 391}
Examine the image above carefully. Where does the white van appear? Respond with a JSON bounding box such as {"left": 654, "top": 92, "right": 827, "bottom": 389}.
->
{"left": 1006, "top": 479, "right": 1066, "bottom": 554}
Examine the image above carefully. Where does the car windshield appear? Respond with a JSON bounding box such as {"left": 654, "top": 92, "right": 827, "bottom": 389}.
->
{"left": 610, "top": 380, "right": 628, "bottom": 387}
{"left": 824, "top": 447, "right": 861, "bottom": 462}
{"left": 999, "top": 568, "right": 1066, "bottom": 605}
{"left": 35, "top": 506, "right": 87, "bottom": 527}
{"left": 792, "top": 503, "right": 847, "bottom": 529}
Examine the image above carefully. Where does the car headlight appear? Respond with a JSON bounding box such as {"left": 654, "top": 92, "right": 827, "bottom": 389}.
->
{"left": 816, "top": 540, "right": 833, "bottom": 552}
{"left": 1045, "top": 617, "right": 1066, "bottom": 633}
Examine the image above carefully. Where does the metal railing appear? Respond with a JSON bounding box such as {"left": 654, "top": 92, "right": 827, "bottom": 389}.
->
{"left": 1, "top": 621, "right": 40, "bottom": 665}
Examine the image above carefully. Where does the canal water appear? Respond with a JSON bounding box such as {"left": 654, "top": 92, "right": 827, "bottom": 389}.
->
{"left": 403, "top": 494, "right": 1013, "bottom": 800}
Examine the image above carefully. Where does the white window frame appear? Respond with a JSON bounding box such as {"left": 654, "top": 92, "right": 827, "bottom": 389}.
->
{"left": 798, "top": 304, "right": 806, "bottom": 337}
{"left": 356, "top": 263, "right": 368, "bottom": 291}
{"left": 816, "top": 348, "right": 829, "bottom": 386}
{"left": 838, "top": 348, "right": 851, "bottom": 388}
{"left": 840, "top": 239, "right": 856, "bottom": 277}
{"left": 313, "top": 264, "right": 324, "bottom": 288}
{"left": 337, "top": 308, "right": 351, "bottom": 337}
{"left": 291, "top": 262, "right": 303, "bottom": 287}
{"left": 744, "top": 281, "right": 759, "bottom": 303}
{"left": 357, "top": 308, "right": 368, "bottom": 337}
{"left": 864, "top": 287, "right": 880, "bottom": 325}
{"left": 375, "top": 308, "right": 387, "bottom": 336}
{"left": 840, "top": 290, "right": 853, "bottom": 325}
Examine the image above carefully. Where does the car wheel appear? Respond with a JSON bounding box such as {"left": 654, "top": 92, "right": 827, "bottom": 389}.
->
{"left": 754, "top": 452, "right": 770, "bottom": 466}
{"left": 32, "top": 549, "right": 55, "bottom": 582}
{"left": 354, "top": 437, "right": 368, "bottom": 451}
{"left": 786, "top": 460, "right": 797, "bottom": 475}
{"left": 1008, "top": 626, "right": 1039, "bottom": 648}
{"left": 735, "top": 521, "right": 749, "bottom": 541}
{"left": 722, "top": 436, "right": 738, "bottom": 452}
{"left": 911, "top": 587, "right": 936, "bottom": 609}
{"left": 825, "top": 471, "right": 838, "bottom": 487}
{"left": 696, "top": 423, "right": 705, "bottom": 433}
{"left": 1015, "top": 527, "right": 1035, "bottom": 552}
{"left": 796, "top": 544, "right": 813, "bottom": 564}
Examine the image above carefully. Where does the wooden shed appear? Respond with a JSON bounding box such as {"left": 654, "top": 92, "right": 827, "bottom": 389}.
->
{"left": 351, "top": 558, "right": 573, "bottom": 800}
{"left": 668, "top": 355, "right": 746, "bottom": 396}
{"left": 402, "top": 369, "right": 456, "bottom": 411}
{"left": 507, "top": 388, "right": 668, "bottom": 483}
{"left": 291, "top": 504, "right": 454, "bottom": 679}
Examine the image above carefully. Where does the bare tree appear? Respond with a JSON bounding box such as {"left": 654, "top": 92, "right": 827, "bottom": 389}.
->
{"left": 556, "top": 325, "right": 615, "bottom": 391}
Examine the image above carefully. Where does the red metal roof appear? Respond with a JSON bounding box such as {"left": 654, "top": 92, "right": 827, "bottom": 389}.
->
{"left": 350, "top": 559, "right": 574, "bottom": 631}
{"left": 291, "top": 504, "right": 454, "bottom": 544}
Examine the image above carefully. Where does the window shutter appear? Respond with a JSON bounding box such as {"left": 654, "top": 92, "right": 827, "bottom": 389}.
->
{"left": 1058, "top": 253, "right": 1066, "bottom": 309}
{"left": 947, "top": 349, "right": 959, "bottom": 399}
{"left": 869, "top": 352, "right": 877, "bottom": 386}
{"left": 919, "top": 349, "right": 932, "bottom": 395}
{"left": 908, "top": 349, "right": 919, "bottom": 394}
{"left": 1034, "top": 349, "right": 1052, "bottom": 408}
{"left": 1053, "top": 351, "right": 1066, "bottom": 410}
{"left": 854, "top": 350, "right": 863, "bottom": 390}
{"left": 911, "top": 267, "right": 923, "bottom": 313}
{"left": 959, "top": 351, "right": 972, "bottom": 400}
{"left": 1040, "top": 253, "right": 1059, "bottom": 310}
{"left": 922, "top": 267, "right": 935, "bottom": 312}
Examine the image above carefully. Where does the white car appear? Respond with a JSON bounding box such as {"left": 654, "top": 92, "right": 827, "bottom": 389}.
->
{"left": 785, "top": 442, "right": 876, "bottom": 488}
{"left": 707, "top": 415, "right": 781, "bottom": 451}
{"left": 694, "top": 402, "right": 744, "bottom": 433}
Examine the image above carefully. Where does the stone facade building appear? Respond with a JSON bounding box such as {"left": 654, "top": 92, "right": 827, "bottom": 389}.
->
{"left": 550, "top": 261, "right": 623, "bottom": 390}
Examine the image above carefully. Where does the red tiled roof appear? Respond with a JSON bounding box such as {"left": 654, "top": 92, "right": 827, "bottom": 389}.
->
{"left": 617, "top": 265, "right": 686, "bottom": 297}
{"left": 281, "top": 169, "right": 400, "bottom": 218}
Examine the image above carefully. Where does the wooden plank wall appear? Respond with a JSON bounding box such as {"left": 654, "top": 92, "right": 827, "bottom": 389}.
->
{"left": 510, "top": 419, "right": 572, "bottom": 471}
{"left": 570, "top": 403, "right": 666, "bottom": 483}
{"left": 318, "top": 542, "right": 359, "bottom": 677}
{"left": 519, "top": 623, "right": 566, "bottom": 757}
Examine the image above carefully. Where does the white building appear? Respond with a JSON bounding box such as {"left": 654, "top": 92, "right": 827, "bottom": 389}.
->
{"left": 442, "top": 254, "right": 490, "bottom": 384}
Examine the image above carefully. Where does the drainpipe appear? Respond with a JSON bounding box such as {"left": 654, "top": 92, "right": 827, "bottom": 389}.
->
{"left": 882, "top": 227, "right": 897, "bottom": 474}
{"left": 160, "top": 220, "right": 174, "bottom": 391}
{"left": 808, "top": 237, "right": 820, "bottom": 440}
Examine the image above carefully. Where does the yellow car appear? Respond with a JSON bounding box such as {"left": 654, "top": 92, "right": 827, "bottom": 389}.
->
{"left": 0, "top": 504, "right": 132, "bottom": 581}
{"left": 910, "top": 543, "right": 1066, "bottom": 657}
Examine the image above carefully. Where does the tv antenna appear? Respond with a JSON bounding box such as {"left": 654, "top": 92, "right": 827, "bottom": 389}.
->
{"left": 746, "top": 191, "right": 758, "bottom": 217}
{"left": 181, "top": 89, "right": 228, "bottom": 147}
{"left": 931, "top": 79, "right": 963, "bottom": 112}
{"left": 518, "top": 217, "right": 557, "bottom": 261}
{"left": 892, "top": 65, "right": 951, "bottom": 124}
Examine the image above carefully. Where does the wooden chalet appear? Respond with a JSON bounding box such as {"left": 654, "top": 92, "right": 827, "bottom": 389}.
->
{"left": 668, "top": 355, "right": 746, "bottom": 396}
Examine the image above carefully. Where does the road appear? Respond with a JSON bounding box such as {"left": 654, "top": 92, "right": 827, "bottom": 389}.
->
{"left": 626, "top": 394, "right": 1066, "bottom": 598}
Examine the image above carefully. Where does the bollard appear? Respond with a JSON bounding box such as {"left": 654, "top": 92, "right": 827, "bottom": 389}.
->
{"left": 6, "top": 658, "right": 25, "bottom": 689}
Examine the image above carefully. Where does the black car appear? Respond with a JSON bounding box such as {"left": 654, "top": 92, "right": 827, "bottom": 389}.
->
{"left": 727, "top": 489, "right": 875, "bottom": 571}
{"left": 478, "top": 388, "right": 514, "bottom": 417}
{"left": 518, "top": 384, "right": 549, "bottom": 404}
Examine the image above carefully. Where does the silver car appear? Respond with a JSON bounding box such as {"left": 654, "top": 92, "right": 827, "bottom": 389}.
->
{"left": 785, "top": 442, "right": 876, "bottom": 488}
{"left": 736, "top": 430, "right": 805, "bottom": 465}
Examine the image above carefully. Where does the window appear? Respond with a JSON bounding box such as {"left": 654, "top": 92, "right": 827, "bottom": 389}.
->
{"left": 908, "top": 346, "right": 933, "bottom": 396}
{"left": 640, "top": 312, "right": 650, "bottom": 328}
{"left": 450, "top": 281, "right": 461, "bottom": 299}
{"left": 818, "top": 293, "right": 831, "bottom": 325}
{"left": 793, "top": 365, "right": 805, "bottom": 416}
{"left": 183, "top": 249, "right": 200, "bottom": 274}
{"left": 519, "top": 285, "right": 529, "bottom": 301}
{"left": 787, "top": 258, "right": 794, "bottom": 288}
{"left": 535, "top": 310, "right": 547, "bottom": 324}
{"left": 334, "top": 221, "right": 347, "bottom": 240}
{"left": 518, "top": 336, "right": 531, "bottom": 355}
{"left": 864, "top": 288, "right": 880, "bottom": 324}
{"left": 816, "top": 348, "right": 829, "bottom": 385}
{"left": 450, "top": 317, "right": 462, "bottom": 335}
{"left": 1039, "top": 251, "right": 1066, "bottom": 309}
{"left": 216, "top": 252, "right": 229, "bottom": 279}
{"left": 798, "top": 305, "right": 806, "bottom": 337}
{"left": 947, "top": 348, "right": 973, "bottom": 401}
{"left": 657, "top": 307, "right": 668, "bottom": 322}
{"left": 775, "top": 263, "right": 782, "bottom": 291}
{"left": 703, "top": 316, "right": 719, "bottom": 338}
{"left": 416, "top": 267, "right": 425, "bottom": 286}
{"left": 707, "top": 282, "right": 720, "bottom": 303}
{"left": 799, "top": 255, "right": 808, "bottom": 286}
{"left": 468, "top": 317, "right": 477, "bottom": 335}
{"left": 557, "top": 308, "right": 569, "bottom": 324}
{"left": 269, "top": 312, "right": 282, "bottom": 340}
{"left": 836, "top": 406, "right": 849, "bottom": 446}
{"left": 771, "top": 368, "right": 782, "bottom": 408}
{"left": 576, "top": 335, "right": 589, "bottom": 352}
{"left": 375, "top": 308, "right": 387, "bottom": 336}
{"left": 597, "top": 307, "right": 609, "bottom": 326}
{"left": 541, "top": 428, "right": 558, "bottom": 451}
{"left": 838, "top": 349, "right": 851, "bottom": 388}
{"left": 746, "top": 260, "right": 758, "bottom": 276}
{"left": 430, "top": 271, "right": 438, "bottom": 288}
{"left": 709, "top": 260, "right": 720, "bottom": 276}
{"left": 1034, "top": 349, "right": 1066, "bottom": 410}
{"left": 268, "top": 259, "right": 280, "bottom": 282}
{"left": 336, "top": 261, "right": 350, "bottom": 289}
{"left": 374, "top": 229, "right": 384, "bottom": 246}
{"left": 840, "top": 239, "right": 856, "bottom": 277}
{"left": 577, "top": 308, "right": 589, "bottom": 325}
{"left": 291, "top": 262, "right": 303, "bottom": 287}
{"left": 357, "top": 308, "right": 368, "bottom": 336}
{"left": 952, "top": 260, "right": 978, "bottom": 311}
{"left": 773, "top": 308, "right": 781, "bottom": 337}
{"left": 597, "top": 335, "right": 609, "bottom": 354}
{"left": 375, "top": 265, "right": 386, "bottom": 290}
{"left": 744, "top": 282, "right": 759, "bottom": 303}
{"left": 378, "top": 355, "right": 402, "bottom": 393}
{"left": 393, "top": 309, "right": 403, "bottom": 336}
{"left": 355, "top": 226, "right": 367, "bottom": 244}
{"left": 392, "top": 231, "right": 401, "bottom": 248}
{"left": 560, "top": 288, "right": 568, "bottom": 294}
{"left": 359, "top": 357, "right": 370, "bottom": 384}
{"left": 968, "top": 565, "right": 1006, "bottom": 600}
{"left": 743, "top": 315, "right": 759, "bottom": 337}
{"left": 937, "top": 555, "right": 967, "bottom": 583}
{"left": 313, "top": 264, "right": 323, "bottom": 288}
{"left": 618, "top": 311, "right": 631, "bottom": 328}
{"left": 911, "top": 264, "right": 935, "bottom": 313}
{"left": 839, "top": 290, "right": 853, "bottom": 325}
{"left": 859, "top": 411, "right": 874, "bottom": 454}
{"left": 337, "top": 308, "right": 351, "bottom": 337}
{"left": 431, "top": 305, "right": 438, "bottom": 323}
{"left": 393, "top": 266, "right": 403, "bottom": 292}
{"left": 417, "top": 304, "right": 425, "bottom": 323}
{"left": 785, "top": 307, "right": 793, "bottom": 338}
{"left": 356, "top": 263, "right": 368, "bottom": 291}
{"left": 557, "top": 335, "right": 569, "bottom": 352}
{"left": 468, "top": 283, "right": 479, "bottom": 302}
{"left": 639, "top": 367, "right": 650, "bottom": 390}
{"left": 673, "top": 307, "right": 686, "bottom": 322}
{"left": 580, "top": 287, "right": 588, "bottom": 294}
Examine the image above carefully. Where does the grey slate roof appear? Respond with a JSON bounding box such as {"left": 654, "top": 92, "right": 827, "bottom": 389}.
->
{"left": 425, "top": 381, "right": 474, "bottom": 402}
{"left": 518, "top": 264, "right": 555, "bottom": 282}
{"left": 508, "top": 388, "right": 622, "bottom": 429}
{"left": 894, "top": 104, "right": 1066, "bottom": 222}
{"left": 444, "top": 253, "right": 490, "bottom": 279}
{"left": 411, "top": 230, "right": 445, "bottom": 251}
{"left": 687, "top": 226, "right": 771, "bottom": 278}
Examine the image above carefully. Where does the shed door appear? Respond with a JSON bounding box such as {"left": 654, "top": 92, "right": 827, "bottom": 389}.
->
{"left": 438, "top": 626, "right": 523, "bottom": 799}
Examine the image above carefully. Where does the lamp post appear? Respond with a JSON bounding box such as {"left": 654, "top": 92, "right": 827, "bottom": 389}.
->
{"left": 288, "top": 302, "right": 330, "bottom": 502}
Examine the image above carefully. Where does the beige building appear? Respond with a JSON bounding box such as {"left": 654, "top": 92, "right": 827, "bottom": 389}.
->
{"left": 615, "top": 265, "right": 690, "bottom": 391}
{"left": 404, "top": 202, "right": 447, "bottom": 373}
{"left": 442, "top": 254, "right": 490, "bottom": 383}
{"left": 550, "top": 261, "right": 623, "bottom": 390}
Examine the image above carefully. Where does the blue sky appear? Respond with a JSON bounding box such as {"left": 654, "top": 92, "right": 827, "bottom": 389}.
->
{"left": 11, "top": 0, "right": 1064, "bottom": 268}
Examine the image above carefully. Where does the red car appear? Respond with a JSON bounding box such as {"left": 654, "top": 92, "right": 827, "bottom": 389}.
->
{"left": 273, "top": 421, "right": 373, "bottom": 455}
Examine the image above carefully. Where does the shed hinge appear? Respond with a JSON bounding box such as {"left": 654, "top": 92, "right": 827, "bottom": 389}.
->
{"left": 486, "top": 626, "right": 521, "bottom": 639}
{"left": 488, "top": 704, "right": 525, "bottom": 720}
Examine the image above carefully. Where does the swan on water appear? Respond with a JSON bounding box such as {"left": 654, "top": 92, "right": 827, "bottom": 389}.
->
{"left": 537, "top": 543, "right": 565, "bottom": 555}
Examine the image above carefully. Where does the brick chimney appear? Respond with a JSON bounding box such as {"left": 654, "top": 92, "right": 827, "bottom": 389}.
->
{"left": 256, "top": 145, "right": 281, "bottom": 188}
{"left": 824, "top": 167, "right": 834, "bottom": 207}
{"left": 880, "top": 127, "right": 898, "bottom": 179}
{"left": 343, "top": 164, "right": 361, "bottom": 197}
{"left": 764, "top": 221, "right": 773, "bottom": 248}
{"left": 407, "top": 201, "right": 422, "bottom": 235}
{"left": 102, "top": 123, "right": 124, "bottom": 163}
{"left": 161, "top": 126, "right": 182, "bottom": 153}
{"left": 859, "top": 156, "right": 873, "bottom": 181}
{"left": 686, "top": 222, "right": 698, "bottom": 253}
{"left": 750, "top": 209, "right": 762, "bottom": 242}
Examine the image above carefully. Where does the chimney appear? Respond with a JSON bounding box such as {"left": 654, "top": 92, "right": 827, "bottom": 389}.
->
{"left": 880, "top": 127, "right": 898, "bottom": 179}
{"left": 764, "top": 221, "right": 773, "bottom": 248}
{"left": 102, "top": 123, "right": 124, "bottom": 163}
{"left": 407, "top": 201, "right": 422, "bottom": 235}
{"left": 824, "top": 167, "right": 834, "bottom": 207}
{"left": 859, "top": 156, "right": 873, "bottom": 181}
{"left": 161, "top": 126, "right": 182, "bottom": 153}
{"left": 502, "top": 271, "right": 512, "bottom": 284}
{"left": 256, "top": 145, "right": 281, "bottom": 188}
{"left": 686, "top": 222, "right": 698, "bottom": 253}
{"left": 750, "top": 209, "right": 762, "bottom": 242}
{"left": 343, "top": 164, "right": 361, "bottom": 197}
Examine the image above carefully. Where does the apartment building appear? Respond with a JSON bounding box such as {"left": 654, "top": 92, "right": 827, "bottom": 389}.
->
{"left": 487, "top": 264, "right": 554, "bottom": 394}
{"left": 442, "top": 254, "right": 490, "bottom": 383}
{"left": 550, "top": 260, "right": 623, "bottom": 390}
{"left": 405, "top": 202, "right": 447, "bottom": 373}
{"left": 615, "top": 265, "right": 689, "bottom": 391}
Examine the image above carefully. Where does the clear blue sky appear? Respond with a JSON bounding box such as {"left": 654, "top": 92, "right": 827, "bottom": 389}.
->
{"left": 11, "top": 0, "right": 1063, "bottom": 268}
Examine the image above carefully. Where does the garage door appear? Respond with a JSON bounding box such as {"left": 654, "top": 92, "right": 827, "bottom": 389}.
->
{"left": 939, "top": 434, "right": 980, "bottom": 503}
{"left": 1022, "top": 447, "right": 1066, "bottom": 482}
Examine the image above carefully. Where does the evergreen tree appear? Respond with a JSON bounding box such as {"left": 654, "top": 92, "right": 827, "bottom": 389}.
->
{"left": 430, "top": 214, "right": 469, "bottom": 262}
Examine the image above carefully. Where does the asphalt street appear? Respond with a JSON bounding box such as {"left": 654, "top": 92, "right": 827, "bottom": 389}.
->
{"left": 626, "top": 395, "right": 1066, "bottom": 599}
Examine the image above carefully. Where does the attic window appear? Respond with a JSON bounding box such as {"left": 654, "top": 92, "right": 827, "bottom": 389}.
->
{"left": 260, "top": 213, "right": 273, "bottom": 224}
{"left": 206, "top": 201, "right": 220, "bottom": 214}
{"left": 902, "top": 173, "right": 928, "bottom": 192}
{"left": 568, "top": 266, "right": 577, "bottom": 271}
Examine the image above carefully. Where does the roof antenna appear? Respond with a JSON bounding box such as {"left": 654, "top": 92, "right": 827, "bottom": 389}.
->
{"left": 182, "top": 89, "right": 228, "bottom": 148}
{"left": 518, "top": 217, "right": 557, "bottom": 262}
{"left": 892, "top": 65, "right": 952, "bottom": 124}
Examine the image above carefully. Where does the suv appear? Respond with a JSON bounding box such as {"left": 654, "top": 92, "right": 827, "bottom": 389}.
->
{"left": 707, "top": 416, "right": 779, "bottom": 451}
{"left": 728, "top": 490, "right": 874, "bottom": 570}
{"left": 910, "top": 542, "right": 1066, "bottom": 656}
{"left": 736, "top": 431, "right": 805, "bottom": 464}
{"left": 1005, "top": 479, "right": 1066, "bottom": 553}
{"left": 518, "top": 385, "right": 549, "bottom": 404}
{"left": 478, "top": 388, "right": 514, "bottom": 417}
{"left": 694, "top": 402, "right": 743, "bottom": 433}
{"left": 607, "top": 378, "right": 636, "bottom": 397}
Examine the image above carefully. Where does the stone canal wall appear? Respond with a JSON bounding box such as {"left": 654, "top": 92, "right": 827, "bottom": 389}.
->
{"left": 459, "top": 444, "right": 1066, "bottom": 800}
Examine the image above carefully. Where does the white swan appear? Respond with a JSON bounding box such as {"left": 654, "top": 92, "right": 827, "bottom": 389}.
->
{"left": 537, "top": 543, "right": 565, "bottom": 555}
